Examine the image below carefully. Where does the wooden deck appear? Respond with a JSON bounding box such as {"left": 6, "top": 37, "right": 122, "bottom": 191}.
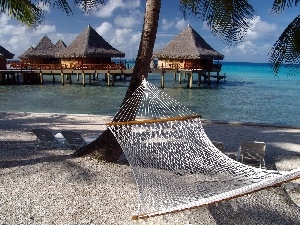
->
{"left": 0, "top": 68, "right": 133, "bottom": 86}
{"left": 0, "top": 67, "right": 225, "bottom": 88}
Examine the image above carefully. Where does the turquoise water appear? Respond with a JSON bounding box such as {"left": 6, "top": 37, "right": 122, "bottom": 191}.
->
{"left": 1, "top": 61, "right": 300, "bottom": 126}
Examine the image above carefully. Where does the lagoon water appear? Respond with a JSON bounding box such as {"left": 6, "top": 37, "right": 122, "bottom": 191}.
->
{"left": 1, "top": 61, "right": 300, "bottom": 126}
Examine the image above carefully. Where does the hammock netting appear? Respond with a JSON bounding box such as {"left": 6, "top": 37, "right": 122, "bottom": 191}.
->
{"left": 107, "top": 79, "right": 300, "bottom": 220}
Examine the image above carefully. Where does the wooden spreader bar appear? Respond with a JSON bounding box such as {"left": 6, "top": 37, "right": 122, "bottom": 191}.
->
{"left": 131, "top": 174, "right": 300, "bottom": 220}
{"left": 106, "top": 114, "right": 201, "bottom": 126}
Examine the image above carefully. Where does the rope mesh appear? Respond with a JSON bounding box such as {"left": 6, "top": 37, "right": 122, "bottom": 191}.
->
{"left": 107, "top": 79, "right": 300, "bottom": 220}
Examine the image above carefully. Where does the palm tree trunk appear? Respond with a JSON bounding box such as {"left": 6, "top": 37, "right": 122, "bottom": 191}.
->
{"left": 74, "top": 0, "right": 162, "bottom": 161}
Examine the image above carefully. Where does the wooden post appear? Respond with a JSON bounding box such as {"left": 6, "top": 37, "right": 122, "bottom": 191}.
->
{"left": 89, "top": 74, "right": 92, "bottom": 85}
{"left": 187, "top": 73, "right": 193, "bottom": 88}
{"left": 111, "top": 73, "right": 114, "bottom": 86}
{"left": 69, "top": 74, "right": 72, "bottom": 84}
{"left": 77, "top": 72, "right": 79, "bottom": 81}
{"left": 173, "top": 72, "right": 176, "bottom": 80}
{"left": 161, "top": 70, "right": 165, "bottom": 88}
{"left": 179, "top": 72, "right": 182, "bottom": 84}
{"left": 107, "top": 72, "right": 110, "bottom": 87}
{"left": 52, "top": 72, "right": 55, "bottom": 84}
{"left": 217, "top": 71, "right": 220, "bottom": 84}
{"left": 82, "top": 71, "right": 85, "bottom": 86}
{"left": 61, "top": 71, "right": 64, "bottom": 85}
{"left": 208, "top": 72, "right": 211, "bottom": 85}
{"left": 39, "top": 71, "right": 43, "bottom": 85}
{"left": 93, "top": 72, "right": 96, "bottom": 81}
{"left": 198, "top": 72, "right": 201, "bottom": 86}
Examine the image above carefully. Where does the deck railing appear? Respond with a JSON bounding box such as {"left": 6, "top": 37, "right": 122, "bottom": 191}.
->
{"left": 8, "top": 62, "right": 126, "bottom": 70}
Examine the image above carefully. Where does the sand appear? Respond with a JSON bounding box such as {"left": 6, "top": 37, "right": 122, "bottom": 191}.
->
{"left": 0, "top": 112, "right": 300, "bottom": 225}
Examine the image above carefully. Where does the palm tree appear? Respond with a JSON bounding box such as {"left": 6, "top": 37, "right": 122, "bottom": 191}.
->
{"left": 3, "top": 0, "right": 300, "bottom": 161}
{"left": 0, "top": 0, "right": 43, "bottom": 26}
{"left": 74, "top": 0, "right": 162, "bottom": 161}
{"left": 75, "top": 0, "right": 259, "bottom": 161}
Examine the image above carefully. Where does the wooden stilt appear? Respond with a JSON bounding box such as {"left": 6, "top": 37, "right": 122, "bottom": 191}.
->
{"left": 52, "top": 72, "right": 55, "bottom": 84}
{"left": 161, "top": 71, "right": 165, "bottom": 88}
{"left": 208, "top": 72, "right": 211, "bottom": 85}
{"left": 198, "top": 72, "right": 201, "bottom": 86}
{"left": 61, "top": 71, "right": 64, "bottom": 85}
{"left": 39, "top": 71, "right": 43, "bottom": 85}
{"left": 77, "top": 73, "right": 79, "bottom": 81}
{"left": 69, "top": 74, "right": 72, "bottom": 84}
{"left": 174, "top": 72, "right": 176, "bottom": 80}
{"left": 111, "top": 73, "right": 114, "bottom": 86}
{"left": 89, "top": 74, "right": 92, "bottom": 85}
{"left": 107, "top": 72, "right": 111, "bottom": 87}
{"left": 12, "top": 73, "right": 16, "bottom": 84}
{"left": 179, "top": 73, "right": 182, "bottom": 84}
{"left": 217, "top": 71, "right": 220, "bottom": 84}
{"left": 187, "top": 73, "right": 193, "bottom": 88}
{"left": 82, "top": 72, "right": 85, "bottom": 86}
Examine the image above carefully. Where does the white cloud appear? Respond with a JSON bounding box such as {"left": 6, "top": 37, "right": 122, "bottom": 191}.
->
{"left": 95, "top": 22, "right": 141, "bottom": 58}
{"left": 0, "top": 14, "right": 10, "bottom": 27}
{"left": 245, "top": 16, "right": 277, "bottom": 40}
{"left": 114, "top": 13, "right": 142, "bottom": 28}
{"left": 37, "top": 1, "right": 50, "bottom": 12}
{"left": 0, "top": 13, "right": 59, "bottom": 58}
{"left": 93, "top": 0, "right": 140, "bottom": 18}
{"left": 222, "top": 41, "right": 272, "bottom": 62}
{"left": 96, "top": 22, "right": 113, "bottom": 35}
{"left": 161, "top": 18, "right": 174, "bottom": 31}
{"left": 34, "top": 24, "right": 56, "bottom": 34}
{"left": 175, "top": 19, "right": 188, "bottom": 30}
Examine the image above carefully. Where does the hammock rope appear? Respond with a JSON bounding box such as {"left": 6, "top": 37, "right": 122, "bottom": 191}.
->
{"left": 107, "top": 79, "right": 300, "bottom": 220}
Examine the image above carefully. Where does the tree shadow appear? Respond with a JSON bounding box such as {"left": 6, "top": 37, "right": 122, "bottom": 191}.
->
{"left": 0, "top": 112, "right": 113, "bottom": 182}
{"left": 204, "top": 187, "right": 300, "bottom": 225}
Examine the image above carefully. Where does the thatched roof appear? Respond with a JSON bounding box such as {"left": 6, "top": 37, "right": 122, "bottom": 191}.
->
{"left": 153, "top": 24, "right": 224, "bottom": 60}
{"left": 27, "top": 36, "right": 57, "bottom": 58}
{"left": 56, "top": 25, "right": 125, "bottom": 58}
{"left": 0, "top": 45, "right": 14, "bottom": 59}
{"left": 18, "top": 46, "right": 34, "bottom": 59}
{"left": 55, "top": 40, "right": 67, "bottom": 50}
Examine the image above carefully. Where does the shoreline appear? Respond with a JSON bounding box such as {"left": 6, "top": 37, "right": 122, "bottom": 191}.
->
{"left": 1, "top": 112, "right": 300, "bottom": 224}
{"left": 2, "top": 111, "right": 300, "bottom": 130}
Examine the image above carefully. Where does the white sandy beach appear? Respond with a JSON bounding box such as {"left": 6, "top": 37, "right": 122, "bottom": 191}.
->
{"left": 0, "top": 112, "right": 300, "bottom": 225}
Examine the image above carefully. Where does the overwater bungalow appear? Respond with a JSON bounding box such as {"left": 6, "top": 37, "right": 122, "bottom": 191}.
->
{"left": 0, "top": 45, "right": 14, "bottom": 69}
{"left": 153, "top": 24, "right": 224, "bottom": 71}
{"left": 25, "top": 36, "right": 61, "bottom": 68}
{"left": 55, "top": 24, "right": 125, "bottom": 70}
{"left": 18, "top": 46, "right": 34, "bottom": 63}
{"left": 55, "top": 39, "right": 67, "bottom": 50}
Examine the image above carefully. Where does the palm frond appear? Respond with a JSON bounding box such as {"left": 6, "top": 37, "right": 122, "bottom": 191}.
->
{"left": 180, "top": 0, "right": 256, "bottom": 45}
{"left": 41, "top": 0, "right": 73, "bottom": 14}
{"left": 74, "top": 0, "right": 104, "bottom": 14}
{"left": 269, "top": 15, "right": 300, "bottom": 74}
{"left": 271, "top": 0, "right": 300, "bottom": 13}
{"left": 0, "top": 0, "right": 44, "bottom": 26}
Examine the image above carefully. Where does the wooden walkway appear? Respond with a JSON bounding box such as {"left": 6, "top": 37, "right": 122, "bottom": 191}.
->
{"left": 0, "top": 68, "right": 225, "bottom": 88}
{"left": 0, "top": 68, "right": 133, "bottom": 86}
{"left": 157, "top": 68, "right": 226, "bottom": 88}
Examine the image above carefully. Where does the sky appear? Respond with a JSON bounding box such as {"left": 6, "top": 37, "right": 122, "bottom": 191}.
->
{"left": 0, "top": 0, "right": 299, "bottom": 63}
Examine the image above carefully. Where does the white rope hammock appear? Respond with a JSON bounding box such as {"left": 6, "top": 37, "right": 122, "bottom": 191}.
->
{"left": 107, "top": 79, "right": 300, "bottom": 220}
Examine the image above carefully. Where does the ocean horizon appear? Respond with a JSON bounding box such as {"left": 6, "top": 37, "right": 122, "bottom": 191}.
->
{"left": 1, "top": 61, "right": 300, "bottom": 127}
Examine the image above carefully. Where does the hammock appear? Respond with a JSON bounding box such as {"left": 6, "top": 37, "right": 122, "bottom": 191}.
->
{"left": 107, "top": 79, "right": 300, "bottom": 220}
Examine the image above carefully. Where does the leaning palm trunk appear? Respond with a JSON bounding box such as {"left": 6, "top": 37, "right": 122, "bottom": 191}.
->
{"left": 74, "top": 0, "right": 161, "bottom": 162}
